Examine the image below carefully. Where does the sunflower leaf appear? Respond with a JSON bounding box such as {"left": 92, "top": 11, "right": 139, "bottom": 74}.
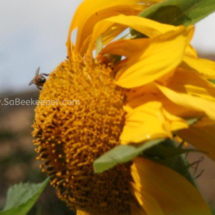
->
{"left": 93, "top": 138, "right": 164, "bottom": 173}
{"left": 131, "top": 0, "right": 215, "bottom": 36}
{"left": 0, "top": 178, "right": 49, "bottom": 215}
{"left": 144, "top": 143, "right": 198, "bottom": 159}
{"left": 141, "top": 0, "right": 215, "bottom": 26}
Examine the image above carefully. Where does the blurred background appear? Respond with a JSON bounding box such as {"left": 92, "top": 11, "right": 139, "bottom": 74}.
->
{"left": 0, "top": 1, "right": 215, "bottom": 214}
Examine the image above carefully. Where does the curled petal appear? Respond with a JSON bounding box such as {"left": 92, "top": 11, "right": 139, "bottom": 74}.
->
{"left": 88, "top": 14, "right": 178, "bottom": 55}
{"left": 67, "top": 0, "right": 153, "bottom": 56}
{"left": 115, "top": 26, "right": 192, "bottom": 88}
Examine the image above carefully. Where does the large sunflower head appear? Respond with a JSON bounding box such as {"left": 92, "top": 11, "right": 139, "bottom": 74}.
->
{"left": 32, "top": 0, "right": 215, "bottom": 214}
{"left": 33, "top": 57, "right": 134, "bottom": 215}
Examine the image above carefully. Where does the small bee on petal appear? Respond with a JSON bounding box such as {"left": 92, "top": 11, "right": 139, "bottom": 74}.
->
{"left": 29, "top": 67, "right": 49, "bottom": 90}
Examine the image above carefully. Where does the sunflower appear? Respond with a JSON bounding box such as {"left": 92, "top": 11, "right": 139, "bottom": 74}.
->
{"left": 32, "top": 0, "right": 215, "bottom": 214}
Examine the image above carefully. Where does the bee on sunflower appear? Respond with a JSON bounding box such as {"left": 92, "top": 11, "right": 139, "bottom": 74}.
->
{"left": 32, "top": 0, "right": 215, "bottom": 214}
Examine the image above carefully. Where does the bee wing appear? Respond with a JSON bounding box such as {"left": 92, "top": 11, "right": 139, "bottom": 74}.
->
{"left": 35, "top": 67, "right": 40, "bottom": 75}
{"left": 29, "top": 77, "right": 36, "bottom": 85}
{"left": 40, "top": 73, "right": 49, "bottom": 76}
{"left": 29, "top": 67, "right": 40, "bottom": 86}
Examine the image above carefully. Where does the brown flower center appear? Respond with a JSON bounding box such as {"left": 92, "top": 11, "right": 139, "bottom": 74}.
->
{"left": 32, "top": 55, "right": 135, "bottom": 215}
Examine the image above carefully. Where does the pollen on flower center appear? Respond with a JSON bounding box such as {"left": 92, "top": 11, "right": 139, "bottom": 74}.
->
{"left": 32, "top": 54, "right": 134, "bottom": 215}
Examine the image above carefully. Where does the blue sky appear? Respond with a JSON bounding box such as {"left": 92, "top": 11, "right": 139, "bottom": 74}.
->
{"left": 0, "top": 0, "right": 215, "bottom": 93}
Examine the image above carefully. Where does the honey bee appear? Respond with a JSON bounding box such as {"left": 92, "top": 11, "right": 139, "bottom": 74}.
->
{"left": 29, "top": 67, "right": 49, "bottom": 90}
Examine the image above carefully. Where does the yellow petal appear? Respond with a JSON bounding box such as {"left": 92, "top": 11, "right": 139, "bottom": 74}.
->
{"left": 88, "top": 15, "right": 179, "bottom": 55}
{"left": 131, "top": 157, "right": 212, "bottom": 215}
{"left": 98, "top": 25, "right": 127, "bottom": 48}
{"left": 85, "top": 23, "right": 127, "bottom": 56}
{"left": 67, "top": 0, "right": 151, "bottom": 56}
{"left": 181, "top": 55, "right": 215, "bottom": 79}
{"left": 166, "top": 68, "right": 215, "bottom": 98}
{"left": 130, "top": 201, "right": 147, "bottom": 215}
{"left": 131, "top": 184, "right": 164, "bottom": 215}
{"left": 178, "top": 125, "right": 215, "bottom": 161}
{"left": 185, "top": 45, "right": 198, "bottom": 57}
{"left": 77, "top": 210, "right": 91, "bottom": 215}
{"left": 116, "top": 26, "right": 192, "bottom": 88}
{"left": 120, "top": 102, "right": 188, "bottom": 144}
{"left": 164, "top": 68, "right": 215, "bottom": 104}
{"left": 126, "top": 89, "right": 207, "bottom": 127}
{"left": 123, "top": 81, "right": 207, "bottom": 120}
{"left": 100, "top": 38, "right": 149, "bottom": 59}
{"left": 185, "top": 25, "right": 195, "bottom": 46}
{"left": 157, "top": 84, "right": 215, "bottom": 120}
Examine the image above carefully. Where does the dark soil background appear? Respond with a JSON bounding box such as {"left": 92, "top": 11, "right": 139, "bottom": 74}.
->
{"left": 0, "top": 91, "right": 74, "bottom": 215}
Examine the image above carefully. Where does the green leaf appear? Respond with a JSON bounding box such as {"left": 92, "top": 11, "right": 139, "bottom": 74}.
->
{"left": 131, "top": 0, "right": 215, "bottom": 36}
{"left": 144, "top": 143, "right": 198, "bottom": 159}
{"left": 0, "top": 178, "right": 49, "bottom": 215}
{"left": 141, "top": 0, "right": 215, "bottom": 26}
{"left": 93, "top": 138, "right": 164, "bottom": 173}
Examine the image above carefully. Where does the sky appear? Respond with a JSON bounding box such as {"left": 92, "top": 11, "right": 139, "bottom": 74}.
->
{"left": 0, "top": 0, "right": 215, "bottom": 93}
